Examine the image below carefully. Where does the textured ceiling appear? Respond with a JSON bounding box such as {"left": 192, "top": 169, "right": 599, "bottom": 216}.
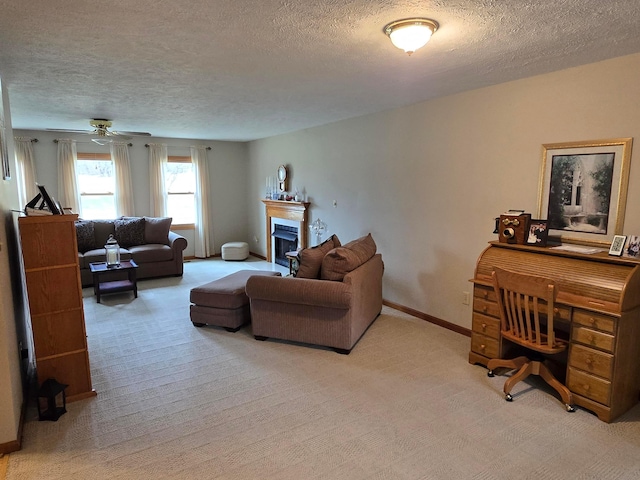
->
{"left": 1, "top": 0, "right": 640, "bottom": 141}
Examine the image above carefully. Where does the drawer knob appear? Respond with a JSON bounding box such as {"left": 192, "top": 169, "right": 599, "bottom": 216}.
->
{"left": 553, "top": 307, "right": 559, "bottom": 314}
{"left": 589, "top": 317, "right": 596, "bottom": 325}
{"left": 480, "top": 344, "right": 486, "bottom": 352}
{"left": 583, "top": 384, "right": 590, "bottom": 391}
{"left": 483, "top": 292, "right": 488, "bottom": 299}
{"left": 481, "top": 323, "right": 487, "bottom": 332}
{"left": 482, "top": 306, "right": 488, "bottom": 313}
{"left": 585, "top": 358, "right": 593, "bottom": 365}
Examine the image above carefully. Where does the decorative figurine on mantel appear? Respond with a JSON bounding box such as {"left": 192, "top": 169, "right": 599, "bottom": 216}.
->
{"left": 309, "top": 218, "right": 327, "bottom": 245}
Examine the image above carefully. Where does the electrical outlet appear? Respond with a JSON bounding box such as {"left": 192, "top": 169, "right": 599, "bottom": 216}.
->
{"left": 462, "top": 291, "right": 470, "bottom": 305}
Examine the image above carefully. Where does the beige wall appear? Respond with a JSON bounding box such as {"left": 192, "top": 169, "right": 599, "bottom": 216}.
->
{"left": 248, "top": 52, "right": 640, "bottom": 329}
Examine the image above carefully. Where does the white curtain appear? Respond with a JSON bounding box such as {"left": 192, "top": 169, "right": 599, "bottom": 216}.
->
{"left": 191, "top": 145, "right": 212, "bottom": 258}
{"left": 148, "top": 143, "right": 168, "bottom": 217}
{"left": 111, "top": 141, "right": 135, "bottom": 216}
{"left": 56, "top": 139, "right": 80, "bottom": 215}
{"left": 14, "top": 137, "right": 38, "bottom": 208}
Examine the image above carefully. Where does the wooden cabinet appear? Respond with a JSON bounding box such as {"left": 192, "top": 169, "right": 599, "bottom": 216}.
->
{"left": 469, "top": 241, "right": 640, "bottom": 423}
{"left": 19, "top": 215, "right": 96, "bottom": 402}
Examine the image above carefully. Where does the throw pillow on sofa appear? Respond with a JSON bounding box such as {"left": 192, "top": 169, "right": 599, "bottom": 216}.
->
{"left": 143, "top": 216, "right": 172, "bottom": 245}
{"left": 320, "top": 233, "right": 376, "bottom": 281}
{"left": 295, "top": 234, "right": 341, "bottom": 279}
{"left": 75, "top": 220, "right": 95, "bottom": 253}
{"left": 114, "top": 217, "right": 145, "bottom": 247}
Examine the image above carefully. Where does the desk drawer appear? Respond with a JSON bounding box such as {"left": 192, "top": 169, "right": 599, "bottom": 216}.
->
{"left": 473, "top": 297, "right": 500, "bottom": 318}
{"left": 474, "top": 286, "right": 496, "bottom": 302}
{"left": 472, "top": 313, "right": 501, "bottom": 339}
{"left": 573, "top": 310, "right": 615, "bottom": 334}
{"left": 567, "top": 367, "right": 611, "bottom": 406}
{"left": 553, "top": 305, "right": 571, "bottom": 322}
{"left": 572, "top": 326, "right": 615, "bottom": 353}
{"left": 569, "top": 344, "right": 613, "bottom": 380}
{"left": 471, "top": 332, "right": 499, "bottom": 359}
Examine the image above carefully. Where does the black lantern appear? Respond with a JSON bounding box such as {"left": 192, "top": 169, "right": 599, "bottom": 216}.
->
{"left": 37, "top": 378, "right": 68, "bottom": 421}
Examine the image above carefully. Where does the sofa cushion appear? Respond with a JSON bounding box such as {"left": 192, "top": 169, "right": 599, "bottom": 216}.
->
{"left": 320, "top": 233, "right": 376, "bottom": 281}
{"left": 93, "top": 220, "right": 116, "bottom": 247}
{"left": 83, "top": 247, "right": 132, "bottom": 265}
{"left": 295, "top": 234, "right": 341, "bottom": 279}
{"left": 144, "top": 216, "right": 172, "bottom": 245}
{"left": 114, "top": 217, "right": 146, "bottom": 248}
{"left": 128, "top": 244, "right": 174, "bottom": 263}
{"left": 75, "top": 220, "right": 95, "bottom": 253}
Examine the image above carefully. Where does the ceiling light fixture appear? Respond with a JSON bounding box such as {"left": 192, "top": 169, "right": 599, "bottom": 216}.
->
{"left": 383, "top": 18, "right": 439, "bottom": 55}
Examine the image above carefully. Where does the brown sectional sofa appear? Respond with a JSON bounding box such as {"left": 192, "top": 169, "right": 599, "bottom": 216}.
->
{"left": 75, "top": 216, "right": 187, "bottom": 287}
{"left": 246, "top": 234, "right": 383, "bottom": 354}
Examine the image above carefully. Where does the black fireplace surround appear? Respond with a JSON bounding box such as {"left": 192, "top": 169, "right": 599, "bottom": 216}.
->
{"left": 272, "top": 224, "right": 298, "bottom": 267}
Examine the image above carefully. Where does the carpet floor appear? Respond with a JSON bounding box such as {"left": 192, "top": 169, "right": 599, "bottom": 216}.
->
{"left": 6, "top": 257, "right": 640, "bottom": 479}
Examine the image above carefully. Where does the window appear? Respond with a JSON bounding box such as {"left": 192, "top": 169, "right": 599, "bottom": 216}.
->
{"left": 76, "top": 153, "right": 116, "bottom": 219}
{"left": 165, "top": 156, "right": 195, "bottom": 225}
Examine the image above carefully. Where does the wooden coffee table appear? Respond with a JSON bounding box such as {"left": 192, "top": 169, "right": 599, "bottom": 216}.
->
{"left": 89, "top": 260, "right": 138, "bottom": 303}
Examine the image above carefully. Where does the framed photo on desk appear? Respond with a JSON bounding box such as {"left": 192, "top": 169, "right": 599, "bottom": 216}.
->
{"left": 625, "top": 235, "right": 640, "bottom": 257}
{"left": 526, "top": 219, "right": 549, "bottom": 247}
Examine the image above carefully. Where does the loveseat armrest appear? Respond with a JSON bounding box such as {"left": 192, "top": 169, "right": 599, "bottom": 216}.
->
{"left": 342, "top": 253, "right": 384, "bottom": 328}
{"left": 168, "top": 231, "right": 188, "bottom": 252}
{"left": 246, "top": 275, "right": 352, "bottom": 309}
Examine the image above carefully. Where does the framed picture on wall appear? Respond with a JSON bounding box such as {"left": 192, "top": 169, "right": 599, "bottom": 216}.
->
{"left": 525, "top": 219, "right": 549, "bottom": 247}
{"left": 537, "top": 138, "right": 633, "bottom": 246}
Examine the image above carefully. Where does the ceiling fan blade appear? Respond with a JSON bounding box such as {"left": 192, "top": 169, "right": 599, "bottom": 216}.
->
{"left": 46, "top": 128, "right": 94, "bottom": 134}
{"left": 111, "top": 130, "right": 152, "bottom": 137}
{"left": 107, "top": 134, "right": 133, "bottom": 141}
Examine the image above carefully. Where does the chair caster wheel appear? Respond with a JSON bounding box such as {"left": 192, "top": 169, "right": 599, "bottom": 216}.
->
{"left": 487, "top": 370, "right": 495, "bottom": 378}
{"left": 505, "top": 393, "right": 513, "bottom": 402}
{"left": 566, "top": 404, "right": 575, "bottom": 412}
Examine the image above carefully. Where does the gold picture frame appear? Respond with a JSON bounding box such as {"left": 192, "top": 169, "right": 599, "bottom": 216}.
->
{"left": 537, "top": 138, "right": 633, "bottom": 246}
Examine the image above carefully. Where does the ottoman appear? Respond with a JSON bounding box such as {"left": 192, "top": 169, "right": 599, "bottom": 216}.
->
{"left": 221, "top": 242, "right": 249, "bottom": 261}
{"left": 190, "top": 270, "right": 281, "bottom": 331}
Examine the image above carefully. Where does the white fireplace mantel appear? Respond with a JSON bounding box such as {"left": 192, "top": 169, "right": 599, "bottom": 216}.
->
{"left": 262, "top": 199, "right": 310, "bottom": 263}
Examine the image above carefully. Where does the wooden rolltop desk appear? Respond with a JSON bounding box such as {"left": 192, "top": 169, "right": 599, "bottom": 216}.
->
{"left": 470, "top": 241, "right": 640, "bottom": 422}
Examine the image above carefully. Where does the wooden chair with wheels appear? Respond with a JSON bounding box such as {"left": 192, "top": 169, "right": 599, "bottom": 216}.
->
{"left": 487, "top": 267, "right": 575, "bottom": 412}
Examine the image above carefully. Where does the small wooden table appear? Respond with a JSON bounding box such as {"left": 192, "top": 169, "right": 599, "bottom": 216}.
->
{"left": 89, "top": 260, "right": 138, "bottom": 303}
{"left": 285, "top": 251, "right": 299, "bottom": 276}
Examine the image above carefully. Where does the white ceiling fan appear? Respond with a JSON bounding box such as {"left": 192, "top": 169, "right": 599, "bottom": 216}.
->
{"left": 47, "top": 119, "right": 152, "bottom": 144}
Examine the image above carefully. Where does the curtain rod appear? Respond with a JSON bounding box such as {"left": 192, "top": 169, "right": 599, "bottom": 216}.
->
{"left": 145, "top": 143, "right": 211, "bottom": 150}
{"left": 53, "top": 139, "right": 133, "bottom": 146}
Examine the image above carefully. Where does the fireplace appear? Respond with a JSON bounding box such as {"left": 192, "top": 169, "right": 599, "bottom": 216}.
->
{"left": 272, "top": 224, "right": 298, "bottom": 267}
{"left": 262, "top": 199, "right": 310, "bottom": 264}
